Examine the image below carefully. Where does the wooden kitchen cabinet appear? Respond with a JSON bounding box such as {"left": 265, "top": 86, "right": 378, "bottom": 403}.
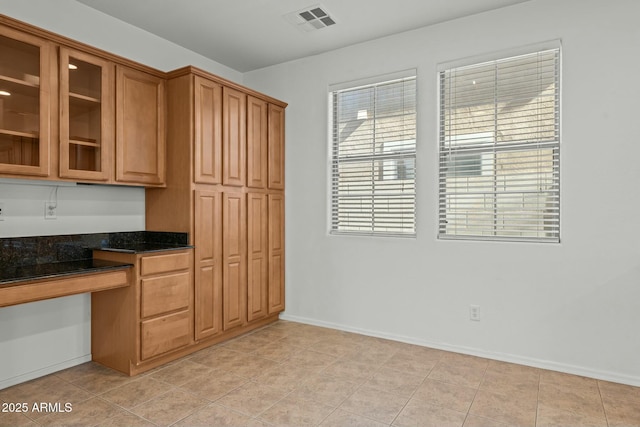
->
{"left": 59, "top": 47, "right": 113, "bottom": 181}
{"left": 0, "top": 26, "right": 51, "bottom": 177}
{"left": 247, "top": 191, "right": 284, "bottom": 320}
{"left": 0, "top": 16, "right": 168, "bottom": 186}
{"left": 247, "top": 97, "right": 284, "bottom": 190}
{"left": 147, "top": 66, "right": 285, "bottom": 353}
{"left": 139, "top": 252, "right": 192, "bottom": 360}
{"left": 194, "top": 76, "right": 222, "bottom": 184}
{"left": 247, "top": 95, "right": 268, "bottom": 189}
{"left": 268, "top": 103, "right": 285, "bottom": 190}
{"left": 222, "top": 191, "right": 247, "bottom": 330}
{"left": 194, "top": 189, "right": 223, "bottom": 340}
{"left": 92, "top": 248, "right": 193, "bottom": 375}
{"left": 247, "top": 192, "right": 268, "bottom": 322}
{"left": 268, "top": 193, "right": 285, "bottom": 313}
{"left": 222, "top": 86, "right": 246, "bottom": 187}
{"left": 115, "top": 65, "right": 166, "bottom": 186}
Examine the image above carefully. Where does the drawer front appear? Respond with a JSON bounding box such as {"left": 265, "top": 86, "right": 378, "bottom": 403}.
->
{"left": 140, "top": 272, "right": 190, "bottom": 318}
{"left": 140, "top": 251, "right": 190, "bottom": 276}
{"left": 140, "top": 310, "right": 190, "bottom": 360}
{"left": 1, "top": 269, "right": 129, "bottom": 308}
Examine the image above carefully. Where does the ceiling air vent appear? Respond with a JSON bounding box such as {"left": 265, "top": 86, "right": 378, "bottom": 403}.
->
{"left": 284, "top": 4, "right": 337, "bottom": 32}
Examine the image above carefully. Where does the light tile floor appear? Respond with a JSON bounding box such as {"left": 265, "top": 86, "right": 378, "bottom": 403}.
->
{"left": 1, "top": 320, "right": 639, "bottom": 427}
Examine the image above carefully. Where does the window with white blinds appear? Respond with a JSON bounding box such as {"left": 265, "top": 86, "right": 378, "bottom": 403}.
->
{"left": 330, "top": 73, "right": 417, "bottom": 237}
{"left": 439, "top": 47, "right": 560, "bottom": 242}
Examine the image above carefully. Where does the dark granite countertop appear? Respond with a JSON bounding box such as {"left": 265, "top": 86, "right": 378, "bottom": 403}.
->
{"left": 0, "top": 258, "right": 133, "bottom": 287}
{"left": 93, "top": 231, "right": 193, "bottom": 254}
{"left": 0, "top": 231, "right": 191, "bottom": 286}
{"left": 96, "top": 242, "right": 193, "bottom": 253}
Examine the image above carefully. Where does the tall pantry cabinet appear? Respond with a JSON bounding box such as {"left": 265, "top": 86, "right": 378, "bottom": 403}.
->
{"left": 146, "top": 67, "right": 285, "bottom": 344}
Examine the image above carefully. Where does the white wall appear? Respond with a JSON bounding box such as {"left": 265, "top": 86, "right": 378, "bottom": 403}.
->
{"left": 0, "top": 0, "right": 242, "bottom": 389}
{"left": 0, "top": 181, "right": 145, "bottom": 389}
{"left": 0, "top": 180, "right": 145, "bottom": 238}
{"left": 244, "top": 0, "right": 640, "bottom": 386}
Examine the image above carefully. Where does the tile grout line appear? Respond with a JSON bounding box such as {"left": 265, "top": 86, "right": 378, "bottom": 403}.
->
{"left": 253, "top": 334, "right": 392, "bottom": 426}
{"left": 596, "top": 380, "right": 611, "bottom": 427}
{"left": 313, "top": 357, "right": 387, "bottom": 427}
{"left": 328, "top": 344, "right": 402, "bottom": 426}
{"left": 460, "top": 362, "right": 488, "bottom": 427}
{"left": 535, "top": 370, "right": 541, "bottom": 427}
{"left": 388, "top": 363, "right": 434, "bottom": 427}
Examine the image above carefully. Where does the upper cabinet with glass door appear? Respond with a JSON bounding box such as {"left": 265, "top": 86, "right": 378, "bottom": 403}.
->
{"left": 59, "top": 48, "right": 113, "bottom": 181}
{"left": 0, "top": 27, "right": 50, "bottom": 176}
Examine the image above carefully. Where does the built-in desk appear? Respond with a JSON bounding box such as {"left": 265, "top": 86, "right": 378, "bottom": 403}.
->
{"left": 0, "top": 231, "right": 190, "bottom": 308}
{"left": 0, "top": 258, "right": 132, "bottom": 286}
{"left": 0, "top": 263, "right": 132, "bottom": 307}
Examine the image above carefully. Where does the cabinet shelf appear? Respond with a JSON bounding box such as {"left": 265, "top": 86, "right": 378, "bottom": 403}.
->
{"left": 0, "top": 128, "right": 39, "bottom": 139}
{"left": 0, "top": 26, "right": 49, "bottom": 175}
{"left": 70, "top": 137, "right": 99, "bottom": 147}
{"left": 69, "top": 92, "right": 100, "bottom": 104}
{"left": 0, "top": 73, "right": 39, "bottom": 89}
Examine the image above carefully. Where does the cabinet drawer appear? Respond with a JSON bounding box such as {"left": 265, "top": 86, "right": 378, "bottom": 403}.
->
{"left": 140, "top": 310, "right": 190, "bottom": 360}
{"left": 140, "top": 272, "right": 190, "bottom": 318}
{"left": 140, "top": 251, "right": 190, "bottom": 276}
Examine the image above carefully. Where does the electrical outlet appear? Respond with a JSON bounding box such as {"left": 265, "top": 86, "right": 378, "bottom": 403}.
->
{"left": 469, "top": 305, "right": 481, "bottom": 321}
{"left": 0, "top": 202, "right": 4, "bottom": 221}
{"left": 45, "top": 202, "right": 57, "bottom": 220}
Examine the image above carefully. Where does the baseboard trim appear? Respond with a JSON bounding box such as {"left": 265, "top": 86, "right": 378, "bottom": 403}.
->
{"left": 280, "top": 314, "right": 640, "bottom": 388}
{"left": 0, "top": 354, "right": 92, "bottom": 390}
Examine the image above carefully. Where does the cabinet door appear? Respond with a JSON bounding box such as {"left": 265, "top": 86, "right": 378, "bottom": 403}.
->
{"left": 222, "top": 86, "right": 246, "bottom": 187}
{"left": 115, "top": 65, "right": 165, "bottom": 186}
{"left": 247, "top": 96, "right": 268, "bottom": 188}
{"left": 268, "top": 194, "right": 285, "bottom": 314}
{"left": 0, "top": 27, "right": 50, "bottom": 176}
{"left": 194, "top": 76, "right": 222, "bottom": 184}
{"left": 268, "top": 104, "right": 285, "bottom": 190}
{"left": 223, "top": 191, "right": 246, "bottom": 330}
{"left": 194, "top": 190, "right": 223, "bottom": 340}
{"left": 59, "top": 48, "right": 113, "bottom": 181}
{"left": 247, "top": 192, "right": 268, "bottom": 322}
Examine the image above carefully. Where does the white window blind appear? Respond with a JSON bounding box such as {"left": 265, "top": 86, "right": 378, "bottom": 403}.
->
{"left": 439, "top": 47, "right": 560, "bottom": 242}
{"left": 330, "top": 74, "right": 417, "bottom": 237}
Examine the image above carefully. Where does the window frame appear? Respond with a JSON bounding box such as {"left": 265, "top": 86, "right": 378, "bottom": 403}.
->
{"left": 328, "top": 70, "right": 417, "bottom": 238}
{"left": 437, "top": 42, "right": 561, "bottom": 243}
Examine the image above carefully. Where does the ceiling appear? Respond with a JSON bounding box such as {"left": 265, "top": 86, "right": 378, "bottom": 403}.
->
{"left": 75, "top": 0, "right": 531, "bottom": 73}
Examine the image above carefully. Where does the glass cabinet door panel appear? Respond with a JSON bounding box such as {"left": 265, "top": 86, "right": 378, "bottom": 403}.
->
{"left": 0, "top": 29, "right": 50, "bottom": 176}
{"left": 60, "top": 48, "right": 113, "bottom": 180}
{"left": 0, "top": 34, "right": 40, "bottom": 83}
